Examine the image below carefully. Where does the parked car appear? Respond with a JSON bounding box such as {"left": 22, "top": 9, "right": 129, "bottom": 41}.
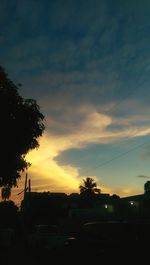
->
{"left": 27, "top": 224, "right": 69, "bottom": 251}
{"left": 70, "top": 221, "right": 139, "bottom": 254}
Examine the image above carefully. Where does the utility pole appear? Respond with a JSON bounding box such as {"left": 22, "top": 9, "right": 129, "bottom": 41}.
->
{"left": 24, "top": 172, "right": 28, "bottom": 200}
{"left": 28, "top": 179, "right": 31, "bottom": 193}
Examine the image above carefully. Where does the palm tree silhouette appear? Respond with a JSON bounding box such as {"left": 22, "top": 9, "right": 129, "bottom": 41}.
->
{"left": 79, "top": 177, "right": 101, "bottom": 195}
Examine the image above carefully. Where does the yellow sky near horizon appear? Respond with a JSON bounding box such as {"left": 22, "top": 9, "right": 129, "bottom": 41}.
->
{"left": 10, "top": 131, "right": 144, "bottom": 206}
{"left": 6, "top": 107, "right": 149, "bottom": 206}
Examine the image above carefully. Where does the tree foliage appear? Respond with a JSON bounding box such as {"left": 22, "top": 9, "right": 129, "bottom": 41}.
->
{"left": 0, "top": 66, "right": 45, "bottom": 188}
{"left": 144, "top": 181, "right": 150, "bottom": 194}
{"left": 1, "top": 185, "right": 11, "bottom": 201}
{"left": 79, "top": 177, "right": 101, "bottom": 195}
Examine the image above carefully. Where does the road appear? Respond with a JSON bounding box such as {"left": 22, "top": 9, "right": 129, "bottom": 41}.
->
{"left": 0, "top": 235, "right": 147, "bottom": 265}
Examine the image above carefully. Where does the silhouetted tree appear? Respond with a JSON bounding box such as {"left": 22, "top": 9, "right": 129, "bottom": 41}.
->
{"left": 1, "top": 185, "right": 11, "bottom": 201}
{"left": 144, "top": 181, "right": 150, "bottom": 194}
{"left": 79, "top": 177, "right": 100, "bottom": 195}
{"left": 0, "top": 66, "right": 45, "bottom": 188}
{"left": 110, "top": 194, "right": 120, "bottom": 201}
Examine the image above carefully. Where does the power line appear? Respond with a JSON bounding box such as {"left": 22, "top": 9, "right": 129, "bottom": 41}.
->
{"left": 82, "top": 78, "right": 149, "bottom": 174}
{"left": 17, "top": 187, "right": 28, "bottom": 196}
{"left": 85, "top": 82, "right": 145, "bottom": 169}
{"left": 110, "top": 128, "right": 148, "bottom": 148}
{"left": 81, "top": 126, "right": 150, "bottom": 175}
{"left": 84, "top": 139, "right": 149, "bottom": 175}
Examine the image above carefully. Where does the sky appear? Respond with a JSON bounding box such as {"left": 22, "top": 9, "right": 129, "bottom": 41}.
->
{"left": 1, "top": 0, "right": 150, "bottom": 204}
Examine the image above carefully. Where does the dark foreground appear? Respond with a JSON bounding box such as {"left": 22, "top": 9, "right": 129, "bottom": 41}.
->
{"left": 1, "top": 221, "right": 150, "bottom": 264}
{"left": 0, "top": 240, "right": 148, "bottom": 265}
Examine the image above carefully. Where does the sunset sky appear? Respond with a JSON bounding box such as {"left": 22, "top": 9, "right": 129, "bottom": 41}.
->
{"left": 1, "top": 0, "right": 150, "bottom": 204}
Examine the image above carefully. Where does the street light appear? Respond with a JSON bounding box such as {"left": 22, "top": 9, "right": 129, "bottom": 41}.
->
{"left": 130, "top": 201, "right": 134, "bottom": 205}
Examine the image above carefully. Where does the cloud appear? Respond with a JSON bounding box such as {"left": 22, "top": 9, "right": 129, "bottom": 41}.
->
{"left": 136, "top": 175, "right": 150, "bottom": 179}
{"left": 11, "top": 105, "right": 150, "bottom": 199}
{"left": 25, "top": 134, "right": 80, "bottom": 194}
{"left": 43, "top": 103, "right": 150, "bottom": 145}
{"left": 2, "top": 0, "right": 150, "bottom": 119}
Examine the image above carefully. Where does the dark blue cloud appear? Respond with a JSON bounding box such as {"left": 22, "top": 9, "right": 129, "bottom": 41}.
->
{"left": 1, "top": 0, "right": 150, "bottom": 115}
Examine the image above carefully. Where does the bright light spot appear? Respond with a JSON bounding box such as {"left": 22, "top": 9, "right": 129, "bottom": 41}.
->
{"left": 130, "top": 201, "right": 134, "bottom": 205}
{"left": 104, "top": 204, "right": 108, "bottom": 209}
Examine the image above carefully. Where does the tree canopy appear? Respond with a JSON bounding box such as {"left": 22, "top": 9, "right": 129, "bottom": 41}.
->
{"left": 0, "top": 66, "right": 45, "bottom": 188}
{"left": 144, "top": 181, "right": 150, "bottom": 194}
